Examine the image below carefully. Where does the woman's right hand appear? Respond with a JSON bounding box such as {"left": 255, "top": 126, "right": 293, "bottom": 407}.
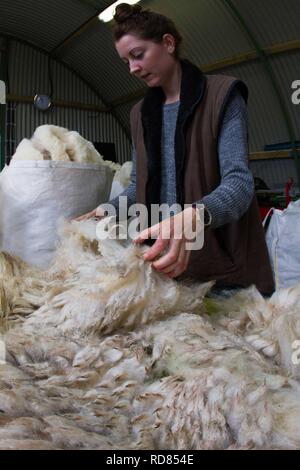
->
{"left": 73, "top": 206, "right": 106, "bottom": 222}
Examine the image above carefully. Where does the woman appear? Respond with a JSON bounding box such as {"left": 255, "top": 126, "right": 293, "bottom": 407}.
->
{"left": 77, "top": 3, "right": 274, "bottom": 295}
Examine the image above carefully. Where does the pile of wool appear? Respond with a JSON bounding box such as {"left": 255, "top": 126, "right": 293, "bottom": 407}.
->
{"left": 11, "top": 125, "right": 119, "bottom": 171}
{"left": 0, "top": 252, "right": 47, "bottom": 333}
{"left": 207, "top": 286, "right": 300, "bottom": 379}
{"left": 1, "top": 220, "right": 300, "bottom": 449}
{"left": 17, "top": 219, "right": 212, "bottom": 338}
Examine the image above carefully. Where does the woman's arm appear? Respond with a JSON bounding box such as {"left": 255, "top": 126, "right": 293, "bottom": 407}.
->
{"left": 200, "top": 90, "right": 254, "bottom": 228}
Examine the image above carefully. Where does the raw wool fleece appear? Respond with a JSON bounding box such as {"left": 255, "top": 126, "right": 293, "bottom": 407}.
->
{"left": 109, "top": 161, "right": 132, "bottom": 200}
{"left": 12, "top": 125, "right": 120, "bottom": 171}
{"left": 114, "top": 161, "right": 132, "bottom": 187}
{"left": 0, "top": 252, "right": 47, "bottom": 333}
{"left": 209, "top": 286, "right": 300, "bottom": 379}
{"left": 1, "top": 221, "right": 300, "bottom": 449}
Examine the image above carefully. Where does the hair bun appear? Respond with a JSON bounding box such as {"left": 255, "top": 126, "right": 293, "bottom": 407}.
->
{"left": 114, "top": 3, "right": 142, "bottom": 23}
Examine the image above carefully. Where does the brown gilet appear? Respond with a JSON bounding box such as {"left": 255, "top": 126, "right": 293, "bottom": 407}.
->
{"left": 130, "top": 60, "right": 274, "bottom": 295}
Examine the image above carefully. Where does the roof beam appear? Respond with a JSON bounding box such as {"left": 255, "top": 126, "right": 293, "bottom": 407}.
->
{"left": 204, "top": 39, "right": 300, "bottom": 72}
{"left": 51, "top": 14, "right": 101, "bottom": 55}
{"left": 250, "top": 149, "right": 300, "bottom": 161}
{"left": 7, "top": 94, "right": 111, "bottom": 112}
{"left": 50, "top": 1, "right": 117, "bottom": 55}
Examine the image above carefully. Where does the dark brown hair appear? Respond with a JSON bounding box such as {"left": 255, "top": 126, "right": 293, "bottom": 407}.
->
{"left": 113, "top": 3, "right": 182, "bottom": 58}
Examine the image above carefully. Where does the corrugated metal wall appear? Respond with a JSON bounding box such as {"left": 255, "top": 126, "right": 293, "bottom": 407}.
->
{"left": 5, "top": 39, "right": 131, "bottom": 164}
{"left": 0, "top": 0, "right": 96, "bottom": 50}
{"left": 216, "top": 61, "right": 290, "bottom": 152}
{"left": 230, "top": 0, "right": 300, "bottom": 46}
{"left": 58, "top": 18, "right": 142, "bottom": 105}
{"left": 1, "top": 0, "right": 300, "bottom": 189}
{"left": 149, "top": 0, "right": 252, "bottom": 62}
{"left": 270, "top": 51, "right": 300, "bottom": 141}
{"left": 250, "top": 159, "right": 298, "bottom": 190}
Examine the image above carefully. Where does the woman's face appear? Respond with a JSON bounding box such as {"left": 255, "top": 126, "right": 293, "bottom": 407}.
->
{"left": 115, "top": 33, "right": 177, "bottom": 88}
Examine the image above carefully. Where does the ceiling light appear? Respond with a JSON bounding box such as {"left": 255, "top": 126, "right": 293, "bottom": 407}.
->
{"left": 99, "top": 0, "right": 141, "bottom": 23}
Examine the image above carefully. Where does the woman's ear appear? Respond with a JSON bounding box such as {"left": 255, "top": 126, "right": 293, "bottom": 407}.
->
{"left": 162, "top": 33, "right": 176, "bottom": 54}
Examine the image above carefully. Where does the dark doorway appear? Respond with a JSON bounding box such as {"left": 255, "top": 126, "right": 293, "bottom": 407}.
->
{"left": 93, "top": 142, "right": 117, "bottom": 163}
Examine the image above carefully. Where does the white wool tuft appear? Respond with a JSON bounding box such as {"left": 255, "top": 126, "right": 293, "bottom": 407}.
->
{"left": 209, "top": 285, "right": 300, "bottom": 378}
{"left": 12, "top": 139, "right": 45, "bottom": 161}
{"left": 12, "top": 125, "right": 119, "bottom": 170}
{"left": 113, "top": 161, "right": 132, "bottom": 187}
{"left": 119, "top": 161, "right": 132, "bottom": 187}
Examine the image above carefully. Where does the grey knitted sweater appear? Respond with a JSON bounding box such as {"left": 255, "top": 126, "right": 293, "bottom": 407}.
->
{"left": 109, "top": 90, "right": 254, "bottom": 229}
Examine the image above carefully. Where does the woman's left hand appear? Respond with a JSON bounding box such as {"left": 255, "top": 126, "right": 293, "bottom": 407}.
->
{"left": 134, "top": 206, "right": 200, "bottom": 278}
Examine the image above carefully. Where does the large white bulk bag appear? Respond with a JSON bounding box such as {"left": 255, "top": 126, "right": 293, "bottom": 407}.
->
{"left": 264, "top": 199, "right": 300, "bottom": 289}
{"left": 0, "top": 160, "right": 113, "bottom": 268}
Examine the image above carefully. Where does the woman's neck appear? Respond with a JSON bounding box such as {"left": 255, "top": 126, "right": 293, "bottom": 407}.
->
{"left": 162, "top": 61, "right": 182, "bottom": 104}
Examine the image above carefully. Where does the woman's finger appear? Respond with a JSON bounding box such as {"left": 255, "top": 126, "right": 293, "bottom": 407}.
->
{"left": 134, "top": 222, "right": 162, "bottom": 244}
{"left": 143, "top": 237, "right": 169, "bottom": 261}
{"left": 155, "top": 238, "right": 189, "bottom": 275}
{"left": 167, "top": 249, "right": 191, "bottom": 278}
{"left": 152, "top": 238, "right": 182, "bottom": 270}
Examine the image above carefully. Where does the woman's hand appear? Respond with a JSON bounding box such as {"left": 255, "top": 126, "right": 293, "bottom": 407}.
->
{"left": 73, "top": 206, "right": 106, "bottom": 222}
{"left": 134, "top": 206, "right": 200, "bottom": 278}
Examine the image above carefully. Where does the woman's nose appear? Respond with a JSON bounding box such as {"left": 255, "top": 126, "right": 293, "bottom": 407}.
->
{"left": 129, "top": 62, "right": 141, "bottom": 75}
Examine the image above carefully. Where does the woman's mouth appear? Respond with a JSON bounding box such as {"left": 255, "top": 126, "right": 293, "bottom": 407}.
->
{"left": 141, "top": 73, "right": 151, "bottom": 81}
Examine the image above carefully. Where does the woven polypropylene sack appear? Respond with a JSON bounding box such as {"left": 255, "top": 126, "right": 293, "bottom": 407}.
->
{"left": 264, "top": 200, "right": 300, "bottom": 289}
{"left": 0, "top": 160, "right": 113, "bottom": 268}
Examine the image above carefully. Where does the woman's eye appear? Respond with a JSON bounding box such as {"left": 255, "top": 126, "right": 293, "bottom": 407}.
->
{"left": 133, "top": 53, "right": 144, "bottom": 60}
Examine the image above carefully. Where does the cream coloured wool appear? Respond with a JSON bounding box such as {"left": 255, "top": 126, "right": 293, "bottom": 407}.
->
{"left": 21, "top": 220, "right": 211, "bottom": 337}
{"left": 1, "top": 220, "right": 300, "bottom": 449}
{"left": 109, "top": 161, "right": 132, "bottom": 200}
{"left": 11, "top": 125, "right": 120, "bottom": 171}
{"left": 114, "top": 161, "right": 132, "bottom": 187}
{"left": 129, "top": 313, "right": 300, "bottom": 449}
{"left": 0, "top": 252, "right": 47, "bottom": 332}
{"left": 208, "top": 286, "right": 300, "bottom": 379}
{"left": 11, "top": 138, "right": 45, "bottom": 161}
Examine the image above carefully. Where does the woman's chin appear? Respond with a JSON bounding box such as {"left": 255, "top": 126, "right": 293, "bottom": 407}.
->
{"left": 145, "top": 78, "right": 160, "bottom": 88}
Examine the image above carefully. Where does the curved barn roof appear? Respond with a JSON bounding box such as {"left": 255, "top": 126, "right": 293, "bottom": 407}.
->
{"left": 1, "top": 0, "right": 299, "bottom": 165}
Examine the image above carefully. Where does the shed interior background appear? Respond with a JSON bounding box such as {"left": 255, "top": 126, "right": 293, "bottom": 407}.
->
{"left": 0, "top": 0, "right": 299, "bottom": 192}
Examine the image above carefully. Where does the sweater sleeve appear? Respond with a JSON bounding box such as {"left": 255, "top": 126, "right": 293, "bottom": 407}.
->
{"left": 108, "top": 145, "right": 137, "bottom": 211}
{"left": 198, "top": 90, "right": 255, "bottom": 228}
